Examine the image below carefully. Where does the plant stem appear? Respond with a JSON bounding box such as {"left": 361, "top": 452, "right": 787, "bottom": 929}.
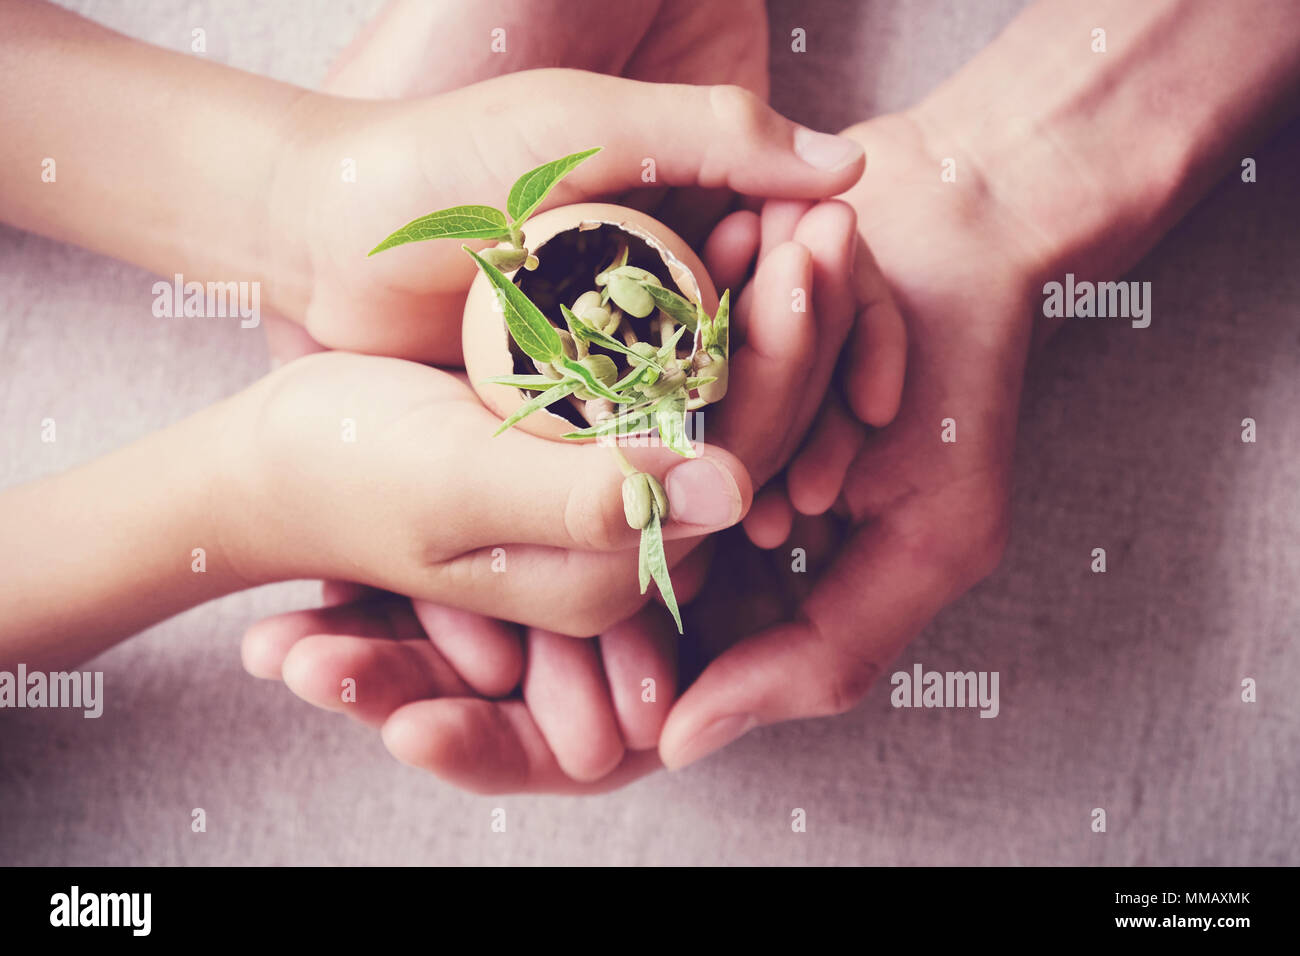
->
{"left": 609, "top": 446, "right": 638, "bottom": 477}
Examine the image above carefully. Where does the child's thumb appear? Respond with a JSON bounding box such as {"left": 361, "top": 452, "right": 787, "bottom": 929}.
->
{"left": 465, "top": 434, "right": 753, "bottom": 553}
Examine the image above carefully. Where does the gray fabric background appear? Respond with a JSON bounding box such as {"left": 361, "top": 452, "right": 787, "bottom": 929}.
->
{"left": 1, "top": 0, "right": 1296, "bottom": 866}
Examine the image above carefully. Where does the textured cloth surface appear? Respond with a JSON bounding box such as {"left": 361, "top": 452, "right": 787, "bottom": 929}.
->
{"left": 1, "top": 0, "right": 1297, "bottom": 866}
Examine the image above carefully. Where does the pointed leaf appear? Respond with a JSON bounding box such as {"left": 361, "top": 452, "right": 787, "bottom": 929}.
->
{"left": 562, "top": 408, "right": 655, "bottom": 440}
{"left": 559, "top": 303, "right": 590, "bottom": 340}
{"left": 644, "top": 285, "right": 699, "bottom": 331}
{"left": 654, "top": 395, "right": 696, "bottom": 458}
{"left": 369, "top": 205, "right": 511, "bottom": 255}
{"left": 704, "top": 289, "right": 730, "bottom": 352}
{"left": 464, "top": 247, "right": 562, "bottom": 363}
{"left": 562, "top": 306, "right": 665, "bottom": 370}
{"left": 484, "top": 374, "right": 565, "bottom": 390}
{"left": 655, "top": 323, "right": 689, "bottom": 363}
{"left": 638, "top": 522, "right": 651, "bottom": 594}
{"left": 640, "top": 513, "right": 682, "bottom": 633}
{"left": 492, "top": 381, "right": 579, "bottom": 436}
{"left": 612, "top": 362, "right": 652, "bottom": 392}
{"left": 683, "top": 375, "right": 718, "bottom": 390}
{"left": 555, "top": 356, "right": 626, "bottom": 402}
{"left": 506, "top": 147, "right": 602, "bottom": 226}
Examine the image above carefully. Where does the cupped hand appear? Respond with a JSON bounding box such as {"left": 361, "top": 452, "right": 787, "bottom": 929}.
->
{"left": 222, "top": 348, "right": 752, "bottom": 637}
{"left": 241, "top": 197, "right": 899, "bottom": 792}
{"left": 657, "top": 112, "right": 1050, "bottom": 768}
{"left": 267, "top": 69, "right": 864, "bottom": 363}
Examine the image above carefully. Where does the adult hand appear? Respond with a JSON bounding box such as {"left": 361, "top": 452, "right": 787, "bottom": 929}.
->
{"left": 657, "top": 112, "right": 1047, "bottom": 768}
{"left": 242, "top": 197, "right": 901, "bottom": 792}
{"left": 325, "top": 0, "right": 768, "bottom": 100}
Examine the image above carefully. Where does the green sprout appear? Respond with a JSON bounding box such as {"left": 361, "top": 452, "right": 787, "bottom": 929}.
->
{"left": 369, "top": 148, "right": 731, "bottom": 634}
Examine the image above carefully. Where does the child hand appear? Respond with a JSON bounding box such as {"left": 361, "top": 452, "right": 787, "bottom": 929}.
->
{"left": 220, "top": 350, "right": 753, "bottom": 637}
{"left": 237, "top": 198, "right": 900, "bottom": 793}
{"left": 268, "top": 69, "right": 866, "bottom": 363}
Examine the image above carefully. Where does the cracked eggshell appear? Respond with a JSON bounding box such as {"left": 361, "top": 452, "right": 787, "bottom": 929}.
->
{"left": 462, "top": 203, "right": 718, "bottom": 441}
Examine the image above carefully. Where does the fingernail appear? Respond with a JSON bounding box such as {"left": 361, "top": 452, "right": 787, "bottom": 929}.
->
{"left": 666, "top": 714, "right": 757, "bottom": 770}
{"left": 664, "top": 458, "right": 742, "bottom": 527}
{"left": 793, "top": 127, "right": 863, "bottom": 171}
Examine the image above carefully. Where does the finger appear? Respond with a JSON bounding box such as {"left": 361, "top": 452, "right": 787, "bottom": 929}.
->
{"left": 845, "top": 237, "right": 908, "bottom": 426}
{"left": 412, "top": 599, "right": 524, "bottom": 698}
{"left": 320, "top": 580, "right": 388, "bottom": 606}
{"left": 263, "top": 312, "right": 327, "bottom": 368}
{"left": 599, "top": 606, "right": 679, "bottom": 750}
{"left": 788, "top": 511, "right": 843, "bottom": 580}
{"left": 779, "top": 200, "right": 860, "bottom": 464}
{"left": 465, "top": 425, "right": 753, "bottom": 553}
{"left": 382, "top": 698, "right": 662, "bottom": 795}
{"left": 701, "top": 209, "right": 760, "bottom": 293}
{"left": 660, "top": 511, "right": 986, "bottom": 769}
{"left": 706, "top": 240, "right": 815, "bottom": 484}
{"left": 282, "top": 632, "right": 473, "bottom": 727}
{"left": 446, "top": 72, "right": 866, "bottom": 205}
{"left": 743, "top": 483, "right": 794, "bottom": 549}
{"left": 241, "top": 598, "right": 417, "bottom": 680}
{"left": 521, "top": 629, "right": 625, "bottom": 782}
{"left": 757, "top": 199, "right": 812, "bottom": 263}
{"left": 425, "top": 531, "right": 708, "bottom": 639}
{"left": 787, "top": 398, "right": 864, "bottom": 516}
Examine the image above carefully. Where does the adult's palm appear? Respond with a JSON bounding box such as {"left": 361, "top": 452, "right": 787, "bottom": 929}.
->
{"left": 658, "top": 113, "right": 1047, "bottom": 767}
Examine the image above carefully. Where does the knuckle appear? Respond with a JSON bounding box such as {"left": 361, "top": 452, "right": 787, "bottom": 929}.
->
{"left": 562, "top": 479, "right": 623, "bottom": 553}
{"left": 892, "top": 482, "right": 1011, "bottom": 589}
{"left": 708, "top": 83, "right": 766, "bottom": 136}
{"left": 818, "top": 656, "right": 880, "bottom": 716}
{"left": 807, "top": 621, "right": 882, "bottom": 716}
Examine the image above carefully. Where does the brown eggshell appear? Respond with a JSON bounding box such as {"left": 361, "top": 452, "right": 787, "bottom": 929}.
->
{"left": 462, "top": 203, "right": 718, "bottom": 441}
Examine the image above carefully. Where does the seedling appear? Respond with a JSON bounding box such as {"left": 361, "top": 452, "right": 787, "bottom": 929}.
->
{"left": 370, "top": 148, "right": 731, "bottom": 633}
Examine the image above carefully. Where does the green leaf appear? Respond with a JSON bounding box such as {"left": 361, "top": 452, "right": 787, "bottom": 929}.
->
{"left": 612, "top": 363, "right": 652, "bottom": 393}
{"left": 369, "top": 205, "right": 511, "bottom": 255}
{"left": 653, "top": 395, "right": 696, "bottom": 458}
{"left": 492, "top": 381, "right": 579, "bottom": 436}
{"left": 704, "top": 289, "right": 730, "bottom": 352}
{"left": 555, "top": 356, "right": 626, "bottom": 402}
{"left": 655, "top": 323, "right": 689, "bottom": 364}
{"left": 562, "top": 306, "right": 665, "bottom": 370}
{"left": 639, "top": 512, "right": 682, "bottom": 634}
{"left": 683, "top": 375, "right": 718, "bottom": 390}
{"left": 483, "top": 374, "right": 564, "bottom": 390}
{"left": 506, "top": 147, "right": 602, "bottom": 227}
{"left": 464, "top": 246, "right": 563, "bottom": 363}
{"left": 562, "top": 408, "right": 655, "bottom": 440}
{"left": 638, "top": 522, "right": 651, "bottom": 593}
{"left": 643, "top": 285, "right": 699, "bottom": 331}
{"left": 559, "top": 303, "right": 590, "bottom": 340}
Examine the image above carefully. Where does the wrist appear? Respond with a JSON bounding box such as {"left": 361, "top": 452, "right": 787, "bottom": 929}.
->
{"left": 907, "top": 0, "right": 1300, "bottom": 285}
{"left": 263, "top": 91, "right": 339, "bottom": 324}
